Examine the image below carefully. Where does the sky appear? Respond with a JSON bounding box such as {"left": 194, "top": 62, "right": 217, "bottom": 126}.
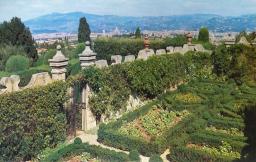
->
{"left": 0, "top": 0, "right": 256, "bottom": 21}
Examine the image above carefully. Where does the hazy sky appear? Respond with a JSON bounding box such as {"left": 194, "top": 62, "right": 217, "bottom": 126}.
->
{"left": 1, "top": 0, "right": 256, "bottom": 21}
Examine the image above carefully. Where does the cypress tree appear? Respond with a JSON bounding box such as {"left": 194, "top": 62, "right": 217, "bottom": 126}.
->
{"left": 135, "top": 27, "right": 141, "bottom": 38}
{"left": 78, "top": 17, "right": 91, "bottom": 43}
{"left": 198, "top": 27, "right": 209, "bottom": 42}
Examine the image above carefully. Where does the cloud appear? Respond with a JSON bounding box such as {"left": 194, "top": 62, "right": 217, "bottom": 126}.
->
{"left": 0, "top": 0, "right": 256, "bottom": 21}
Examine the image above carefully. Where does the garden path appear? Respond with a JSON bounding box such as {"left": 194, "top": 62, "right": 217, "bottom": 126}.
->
{"left": 74, "top": 130, "right": 170, "bottom": 162}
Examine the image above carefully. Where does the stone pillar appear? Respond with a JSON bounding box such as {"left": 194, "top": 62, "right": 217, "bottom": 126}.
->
{"left": 49, "top": 45, "right": 69, "bottom": 81}
{"left": 186, "top": 32, "right": 193, "bottom": 45}
{"left": 79, "top": 41, "right": 97, "bottom": 69}
{"left": 137, "top": 35, "right": 155, "bottom": 60}
{"left": 81, "top": 84, "right": 97, "bottom": 131}
{"left": 144, "top": 34, "right": 150, "bottom": 49}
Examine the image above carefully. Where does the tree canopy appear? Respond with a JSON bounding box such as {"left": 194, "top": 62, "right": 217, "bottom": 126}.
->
{"left": 198, "top": 27, "right": 209, "bottom": 42}
{"left": 0, "top": 17, "right": 38, "bottom": 61}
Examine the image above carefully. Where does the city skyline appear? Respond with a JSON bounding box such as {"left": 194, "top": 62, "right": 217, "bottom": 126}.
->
{"left": 1, "top": 0, "right": 256, "bottom": 22}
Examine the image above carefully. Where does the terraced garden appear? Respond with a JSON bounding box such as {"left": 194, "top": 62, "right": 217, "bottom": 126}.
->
{"left": 98, "top": 79, "right": 256, "bottom": 161}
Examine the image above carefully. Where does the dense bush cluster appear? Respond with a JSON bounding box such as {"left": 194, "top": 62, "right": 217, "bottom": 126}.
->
{"left": 43, "top": 137, "right": 130, "bottom": 162}
{"left": 80, "top": 52, "right": 211, "bottom": 120}
{"left": 212, "top": 44, "right": 256, "bottom": 84}
{"left": 94, "top": 36, "right": 186, "bottom": 61}
{"left": 0, "top": 81, "right": 68, "bottom": 161}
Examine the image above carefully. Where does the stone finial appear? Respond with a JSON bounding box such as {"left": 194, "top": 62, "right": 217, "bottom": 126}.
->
{"left": 186, "top": 32, "right": 193, "bottom": 45}
{"left": 79, "top": 41, "right": 97, "bottom": 69}
{"left": 144, "top": 35, "right": 150, "bottom": 49}
{"left": 49, "top": 45, "right": 69, "bottom": 81}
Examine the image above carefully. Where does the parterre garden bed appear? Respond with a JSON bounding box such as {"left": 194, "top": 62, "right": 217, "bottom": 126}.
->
{"left": 98, "top": 78, "right": 256, "bottom": 161}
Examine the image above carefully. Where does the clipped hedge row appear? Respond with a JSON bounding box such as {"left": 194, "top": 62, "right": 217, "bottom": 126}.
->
{"left": 190, "top": 132, "right": 247, "bottom": 152}
{"left": 43, "top": 139, "right": 129, "bottom": 162}
{"left": 168, "top": 146, "right": 236, "bottom": 162}
{"left": 0, "top": 81, "right": 68, "bottom": 161}
{"left": 80, "top": 52, "right": 212, "bottom": 119}
{"left": 94, "top": 36, "right": 186, "bottom": 61}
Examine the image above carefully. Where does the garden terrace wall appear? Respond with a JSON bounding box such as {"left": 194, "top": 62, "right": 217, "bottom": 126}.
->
{"left": 0, "top": 81, "right": 68, "bottom": 161}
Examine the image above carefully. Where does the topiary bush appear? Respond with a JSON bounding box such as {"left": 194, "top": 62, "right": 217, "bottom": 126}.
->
{"left": 149, "top": 154, "right": 163, "bottom": 162}
{"left": 129, "top": 150, "right": 141, "bottom": 162}
{"left": 5, "top": 55, "right": 30, "bottom": 72}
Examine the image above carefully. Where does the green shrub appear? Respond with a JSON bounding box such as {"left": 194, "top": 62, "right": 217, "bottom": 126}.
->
{"left": 74, "top": 137, "right": 82, "bottom": 145}
{"left": 129, "top": 150, "right": 140, "bottom": 162}
{"left": 0, "top": 44, "right": 27, "bottom": 71}
{"left": 5, "top": 55, "right": 30, "bottom": 72}
{"left": 0, "top": 81, "right": 68, "bottom": 161}
{"left": 149, "top": 154, "right": 163, "bottom": 162}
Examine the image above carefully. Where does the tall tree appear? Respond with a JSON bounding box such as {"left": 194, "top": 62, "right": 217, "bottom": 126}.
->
{"left": 78, "top": 17, "right": 91, "bottom": 43}
{"left": 198, "top": 27, "right": 209, "bottom": 42}
{"left": 135, "top": 27, "right": 141, "bottom": 38}
{"left": 0, "top": 17, "right": 38, "bottom": 61}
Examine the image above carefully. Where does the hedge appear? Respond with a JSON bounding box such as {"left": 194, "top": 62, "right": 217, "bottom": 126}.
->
{"left": 42, "top": 139, "right": 129, "bottom": 162}
{"left": 0, "top": 81, "right": 68, "bottom": 161}
{"left": 80, "top": 52, "right": 212, "bottom": 119}
{"left": 168, "top": 146, "right": 237, "bottom": 162}
{"left": 98, "top": 100, "right": 207, "bottom": 156}
{"left": 94, "top": 36, "right": 186, "bottom": 61}
{"left": 190, "top": 132, "right": 247, "bottom": 152}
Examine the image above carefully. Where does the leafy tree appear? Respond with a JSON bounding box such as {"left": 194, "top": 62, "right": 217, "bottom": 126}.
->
{"left": 198, "top": 27, "right": 209, "bottom": 42}
{"left": 78, "top": 17, "right": 91, "bottom": 43}
{"left": 135, "top": 27, "right": 141, "bottom": 38}
{"left": 212, "top": 45, "right": 231, "bottom": 76}
{"left": 0, "top": 17, "right": 38, "bottom": 61}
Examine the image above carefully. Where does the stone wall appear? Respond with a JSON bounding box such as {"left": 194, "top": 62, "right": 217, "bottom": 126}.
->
{"left": 0, "top": 42, "right": 211, "bottom": 132}
{"left": 95, "top": 43, "right": 211, "bottom": 68}
{"left": 0, "top": 72, "right": 53, "bottom": 95}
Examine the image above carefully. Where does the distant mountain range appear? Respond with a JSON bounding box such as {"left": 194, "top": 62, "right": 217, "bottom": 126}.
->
{"left": 24, "top": 12, "right": 256, "bottom": 34}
